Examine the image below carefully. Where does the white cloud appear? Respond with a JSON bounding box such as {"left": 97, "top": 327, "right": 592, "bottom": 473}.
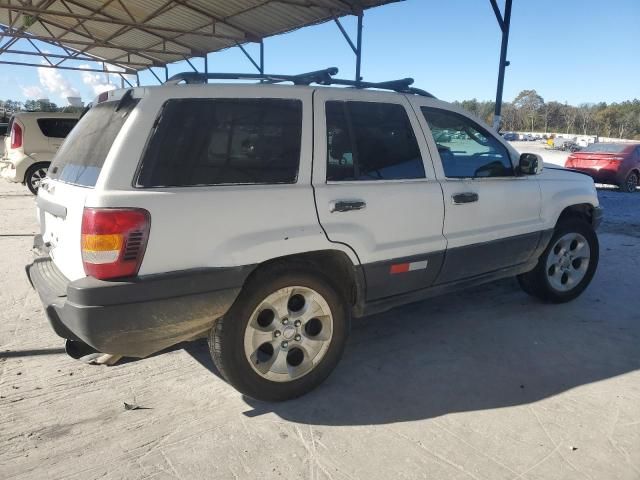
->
{"left": 79, "top": 64, "right": 117, "bottom": 95}
{"left": 21, "top": 85, "right": 45, "bottom": 99}
{"left": 37, "top": 67, "right": 80, "bottom": 100}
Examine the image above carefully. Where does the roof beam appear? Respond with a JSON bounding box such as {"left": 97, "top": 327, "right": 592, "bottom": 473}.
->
{"left": 58, "top": 0, "right": 206, "bottom": 59}
{"left": 57, "top": 0, "right": 247, "bottom": 69}
{"left": 0, "top": 48, "right": 150, "bottom": 67}
{"left": 170, "top": 0, "right": 260, "bottom": 41}
{"left": 0, "top": 2, "right": 243, "bottom": 39}
{"left": 0, "top": 29, "right": 187, "bottom": 58}
{"left": 0, "top": 58, "right": 134, "bottom": 73}
{"left": 0, "top": 0, "right": 57, "bottom": 54}
{"left": 489, "top": 0, "right": 505, "bottom": 32}
{"left": 31, "top": 15, "right": 168, "bottom": 64}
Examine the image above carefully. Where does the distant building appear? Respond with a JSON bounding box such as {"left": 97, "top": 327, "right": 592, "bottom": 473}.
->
{"left": 67, "top": 97, "right": 83, "bottom": 108}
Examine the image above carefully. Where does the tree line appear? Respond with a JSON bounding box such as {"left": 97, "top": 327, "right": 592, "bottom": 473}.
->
{"left": 456, "top": 90, "right": 640, "bottom": 140}
{"left": 0, "top": 99, "right": 83, "bottom": 122}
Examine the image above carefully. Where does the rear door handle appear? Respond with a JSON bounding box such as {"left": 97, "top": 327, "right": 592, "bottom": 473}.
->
{"left": 452, "top": 192, "right": 479, "bottom": 204}
{"left": 330, "top": 200, "right": 367, "bottom": 213}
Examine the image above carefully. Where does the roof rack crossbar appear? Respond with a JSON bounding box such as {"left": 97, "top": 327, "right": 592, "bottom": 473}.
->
{"left": 164, "top": 67, "right": 435, "bottom": 97}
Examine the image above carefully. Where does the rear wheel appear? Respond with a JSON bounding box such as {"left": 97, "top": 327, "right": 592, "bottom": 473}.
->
{"left": 24, "top": 162, "right": 49, "bottom": 195}
{"left": 518, "top": 218, "right": 599, "bottom": 303}
{"left": 209, "top": 265, "right": 350, "bottom": 401}
{"left": 620, "top": 171, "right": 638, "bottom": 193}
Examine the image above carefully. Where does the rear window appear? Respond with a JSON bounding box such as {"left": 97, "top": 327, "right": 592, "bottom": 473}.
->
{"left": 582, "top": 143, "right": 628, "bottom": 153}
{"left": 37, "top": 118, "right": 78, "bottom": 138}
{"left": 136, "top": 98, "right": 302, "bottom": 187}
{"left": 48, "top": 99, "right": 138, "bottom": 187}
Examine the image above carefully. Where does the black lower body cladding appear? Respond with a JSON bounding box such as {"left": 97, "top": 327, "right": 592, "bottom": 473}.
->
{"left": 26, "top": 257, "right": 255, "bottom": 358}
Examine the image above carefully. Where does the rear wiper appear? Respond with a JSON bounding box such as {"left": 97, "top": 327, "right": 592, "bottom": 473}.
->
{"left": 78, "top": 102, "right": 92, "bottom": 120}
{"left": 115, "top": 89, "right": 134, "bottom": 112}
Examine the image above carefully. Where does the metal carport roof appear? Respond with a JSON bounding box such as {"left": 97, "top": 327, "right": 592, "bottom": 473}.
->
{"left": 0, "top": 0, "right": 514, "bottom": 129}
{"left": 0, "top": 0, "right": 398, "bottom": 73}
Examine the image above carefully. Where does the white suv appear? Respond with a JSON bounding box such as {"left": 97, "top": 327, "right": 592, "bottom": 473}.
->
{"left": 1, "top": 112, "right": 79, "bottom": 194}
{"left": 27, "top": 70, "right": 602, "bottom": 401}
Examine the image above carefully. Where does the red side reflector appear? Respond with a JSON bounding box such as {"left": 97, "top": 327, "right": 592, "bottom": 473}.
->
{"left": 97, "top": 91, "right": 109, "bottom": 103}
{"left": 390, "top": 263, "right": 410, "bottom": 274}
{"left": 81, "top": 208, "right": 151, "bottom": 280}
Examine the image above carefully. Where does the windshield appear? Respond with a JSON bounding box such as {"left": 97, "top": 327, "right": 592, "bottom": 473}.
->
{"left": 582, "top": 143, "right": 628, "bottom": 153}
{"left": 48, "top": 99, "right": 138, "bottom": 187}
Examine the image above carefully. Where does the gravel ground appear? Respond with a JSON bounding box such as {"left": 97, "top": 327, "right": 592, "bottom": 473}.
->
{"left": 1, "top": 179, "right": 639, "bottom": 480}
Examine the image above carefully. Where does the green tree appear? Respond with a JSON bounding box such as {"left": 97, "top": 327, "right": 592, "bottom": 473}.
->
{"left": 513, "top": 90, "right": 544, "bottom": 131}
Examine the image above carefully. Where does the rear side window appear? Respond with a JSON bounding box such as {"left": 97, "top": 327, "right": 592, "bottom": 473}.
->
{"left": 48, "top": 99, "right": 138, "bottom": 187}
{"left": 136, "top": 98, "right": 302, "bottom": 187}
{"left": 326, "top": 101, "right": 424, "bottom": 181}
{"left": 37, "top": 118, "right": 78, "bottom": 138}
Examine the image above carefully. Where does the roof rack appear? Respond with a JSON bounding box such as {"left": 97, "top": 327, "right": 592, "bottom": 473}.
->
{"left": 164, "top": 67, "right": 435, "bottom": 98}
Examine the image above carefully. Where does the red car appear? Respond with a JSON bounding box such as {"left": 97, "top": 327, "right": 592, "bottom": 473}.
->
{"left": 565, "top": 143, "right": 640, "bottom": 192}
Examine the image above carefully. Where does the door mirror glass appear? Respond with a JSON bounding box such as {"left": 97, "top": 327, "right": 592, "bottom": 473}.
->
{"left": 518, "top": 153, "right": 543, "bottom": 175}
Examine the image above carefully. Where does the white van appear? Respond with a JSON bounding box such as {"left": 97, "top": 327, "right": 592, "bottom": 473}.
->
{"left": 1, "top": 112, "right": 79, "bottom": 194}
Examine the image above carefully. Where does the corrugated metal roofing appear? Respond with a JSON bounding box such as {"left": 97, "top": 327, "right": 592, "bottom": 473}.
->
{"left": 0, "top": 0, "right": 400, "bottom": 72}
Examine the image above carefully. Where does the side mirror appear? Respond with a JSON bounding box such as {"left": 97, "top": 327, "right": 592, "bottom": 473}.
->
{"left": 518, "top": 153, "right": 543, "bottom": 175}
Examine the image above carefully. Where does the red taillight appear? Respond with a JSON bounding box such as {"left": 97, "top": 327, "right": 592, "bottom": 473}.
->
{"left": 565, "top": 156, "right": 575, "bottom": 167}
{"left": 10, "top": 122, "right": 22, "bottom": 149}
{"left": 81, "top": 208, "right": 151, "bottom": 280}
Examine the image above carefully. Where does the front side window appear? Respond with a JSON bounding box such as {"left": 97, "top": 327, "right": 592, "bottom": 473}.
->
{"left": 421, "top": 107, "right": 513, "bottom": 178}
{"left": 37, "top": 118, "right": 78, "bottom": 138}
{"left": 326, "top": 101, "right": 425, "bottom": 181}
{"left": 137, "top": 98, "right": 302, "bottom": 187}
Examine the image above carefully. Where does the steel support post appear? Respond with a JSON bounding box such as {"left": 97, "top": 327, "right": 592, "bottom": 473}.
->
{"left": 492, "top": 0, "right": 512, "bottom": 130}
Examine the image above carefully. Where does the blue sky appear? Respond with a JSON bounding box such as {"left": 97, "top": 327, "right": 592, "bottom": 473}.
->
{"left": 1, "top": 0, "right": 638, "bottom": 106}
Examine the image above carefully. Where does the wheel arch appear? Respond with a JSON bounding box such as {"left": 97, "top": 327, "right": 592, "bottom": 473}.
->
{"left": 557, "top": 203, "right": 596, "bottom": 224}
{"left": 242, "top": 249, "right": 365, "bottom": 313}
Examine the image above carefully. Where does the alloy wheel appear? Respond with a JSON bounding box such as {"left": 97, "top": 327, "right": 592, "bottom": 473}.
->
{"left": 29, "top": 167, "right": 48, "bottom": 192}
{"left": 243, "top": 286, "right": 333, "bottom": 382}
{"left": 545, "top": 232, "right": 591, "bottom": 292}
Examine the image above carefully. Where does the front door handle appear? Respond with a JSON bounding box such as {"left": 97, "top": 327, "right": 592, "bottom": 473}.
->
{"left": 330, "top": 200, "right": 367, "bottom": 213}
{"left": 452, "top": 192, "right": 479, "bottom": 204}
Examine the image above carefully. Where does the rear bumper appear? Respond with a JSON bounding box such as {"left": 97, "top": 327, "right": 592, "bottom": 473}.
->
{"left": 569, "top": 167, "right": 623, "bottom": 185}
{"left": 26, "top": 254, "right": 254, "bottom": 357}
{"left": 0, "top": 160, "right": 21, "bottom": 182}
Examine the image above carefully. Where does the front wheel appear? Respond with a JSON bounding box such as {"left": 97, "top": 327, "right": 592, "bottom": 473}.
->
{"left": 209, "top": 265, "right": 350, "bottom": 401}
{"left": 518, "top": 218, "right": 599, "bottom": 303}
{"left": 24, "top": 162, "right": 49, "bottom": 195}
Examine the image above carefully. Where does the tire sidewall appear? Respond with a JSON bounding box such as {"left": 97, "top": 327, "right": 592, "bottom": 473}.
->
{"left": 539, "top": 218, "right": 599, "bottom": 301}
{"left": 623, "top": 172, "right": 638, "bottom": 193}
{"left": 213, "top": 267, "right": 350, "bottom": 401}
{"left": 25, "top": 163, "right": 49, "bottom": 195}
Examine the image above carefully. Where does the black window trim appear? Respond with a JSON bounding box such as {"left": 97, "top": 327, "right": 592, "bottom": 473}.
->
{"left": 421, "top": 106, "right": 516, "bottom": 180}
{"left": 324, "top": 99, "right": 429, "bottom": 184}
{"left": 133, "top": 97, "right": 304, "bottom": 189}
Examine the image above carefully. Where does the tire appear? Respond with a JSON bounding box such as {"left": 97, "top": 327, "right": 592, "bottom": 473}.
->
{"left": 209, "top": 264, "right": 351, "bottom": 401}
{"left": 518, "top": 217, "right": 599, "bottom": 303}
{"left": 620, "top": 171, "right": 638, "bottom": 193}
{"left": 24, "top": 162, "right": 49, "bottom": 195}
